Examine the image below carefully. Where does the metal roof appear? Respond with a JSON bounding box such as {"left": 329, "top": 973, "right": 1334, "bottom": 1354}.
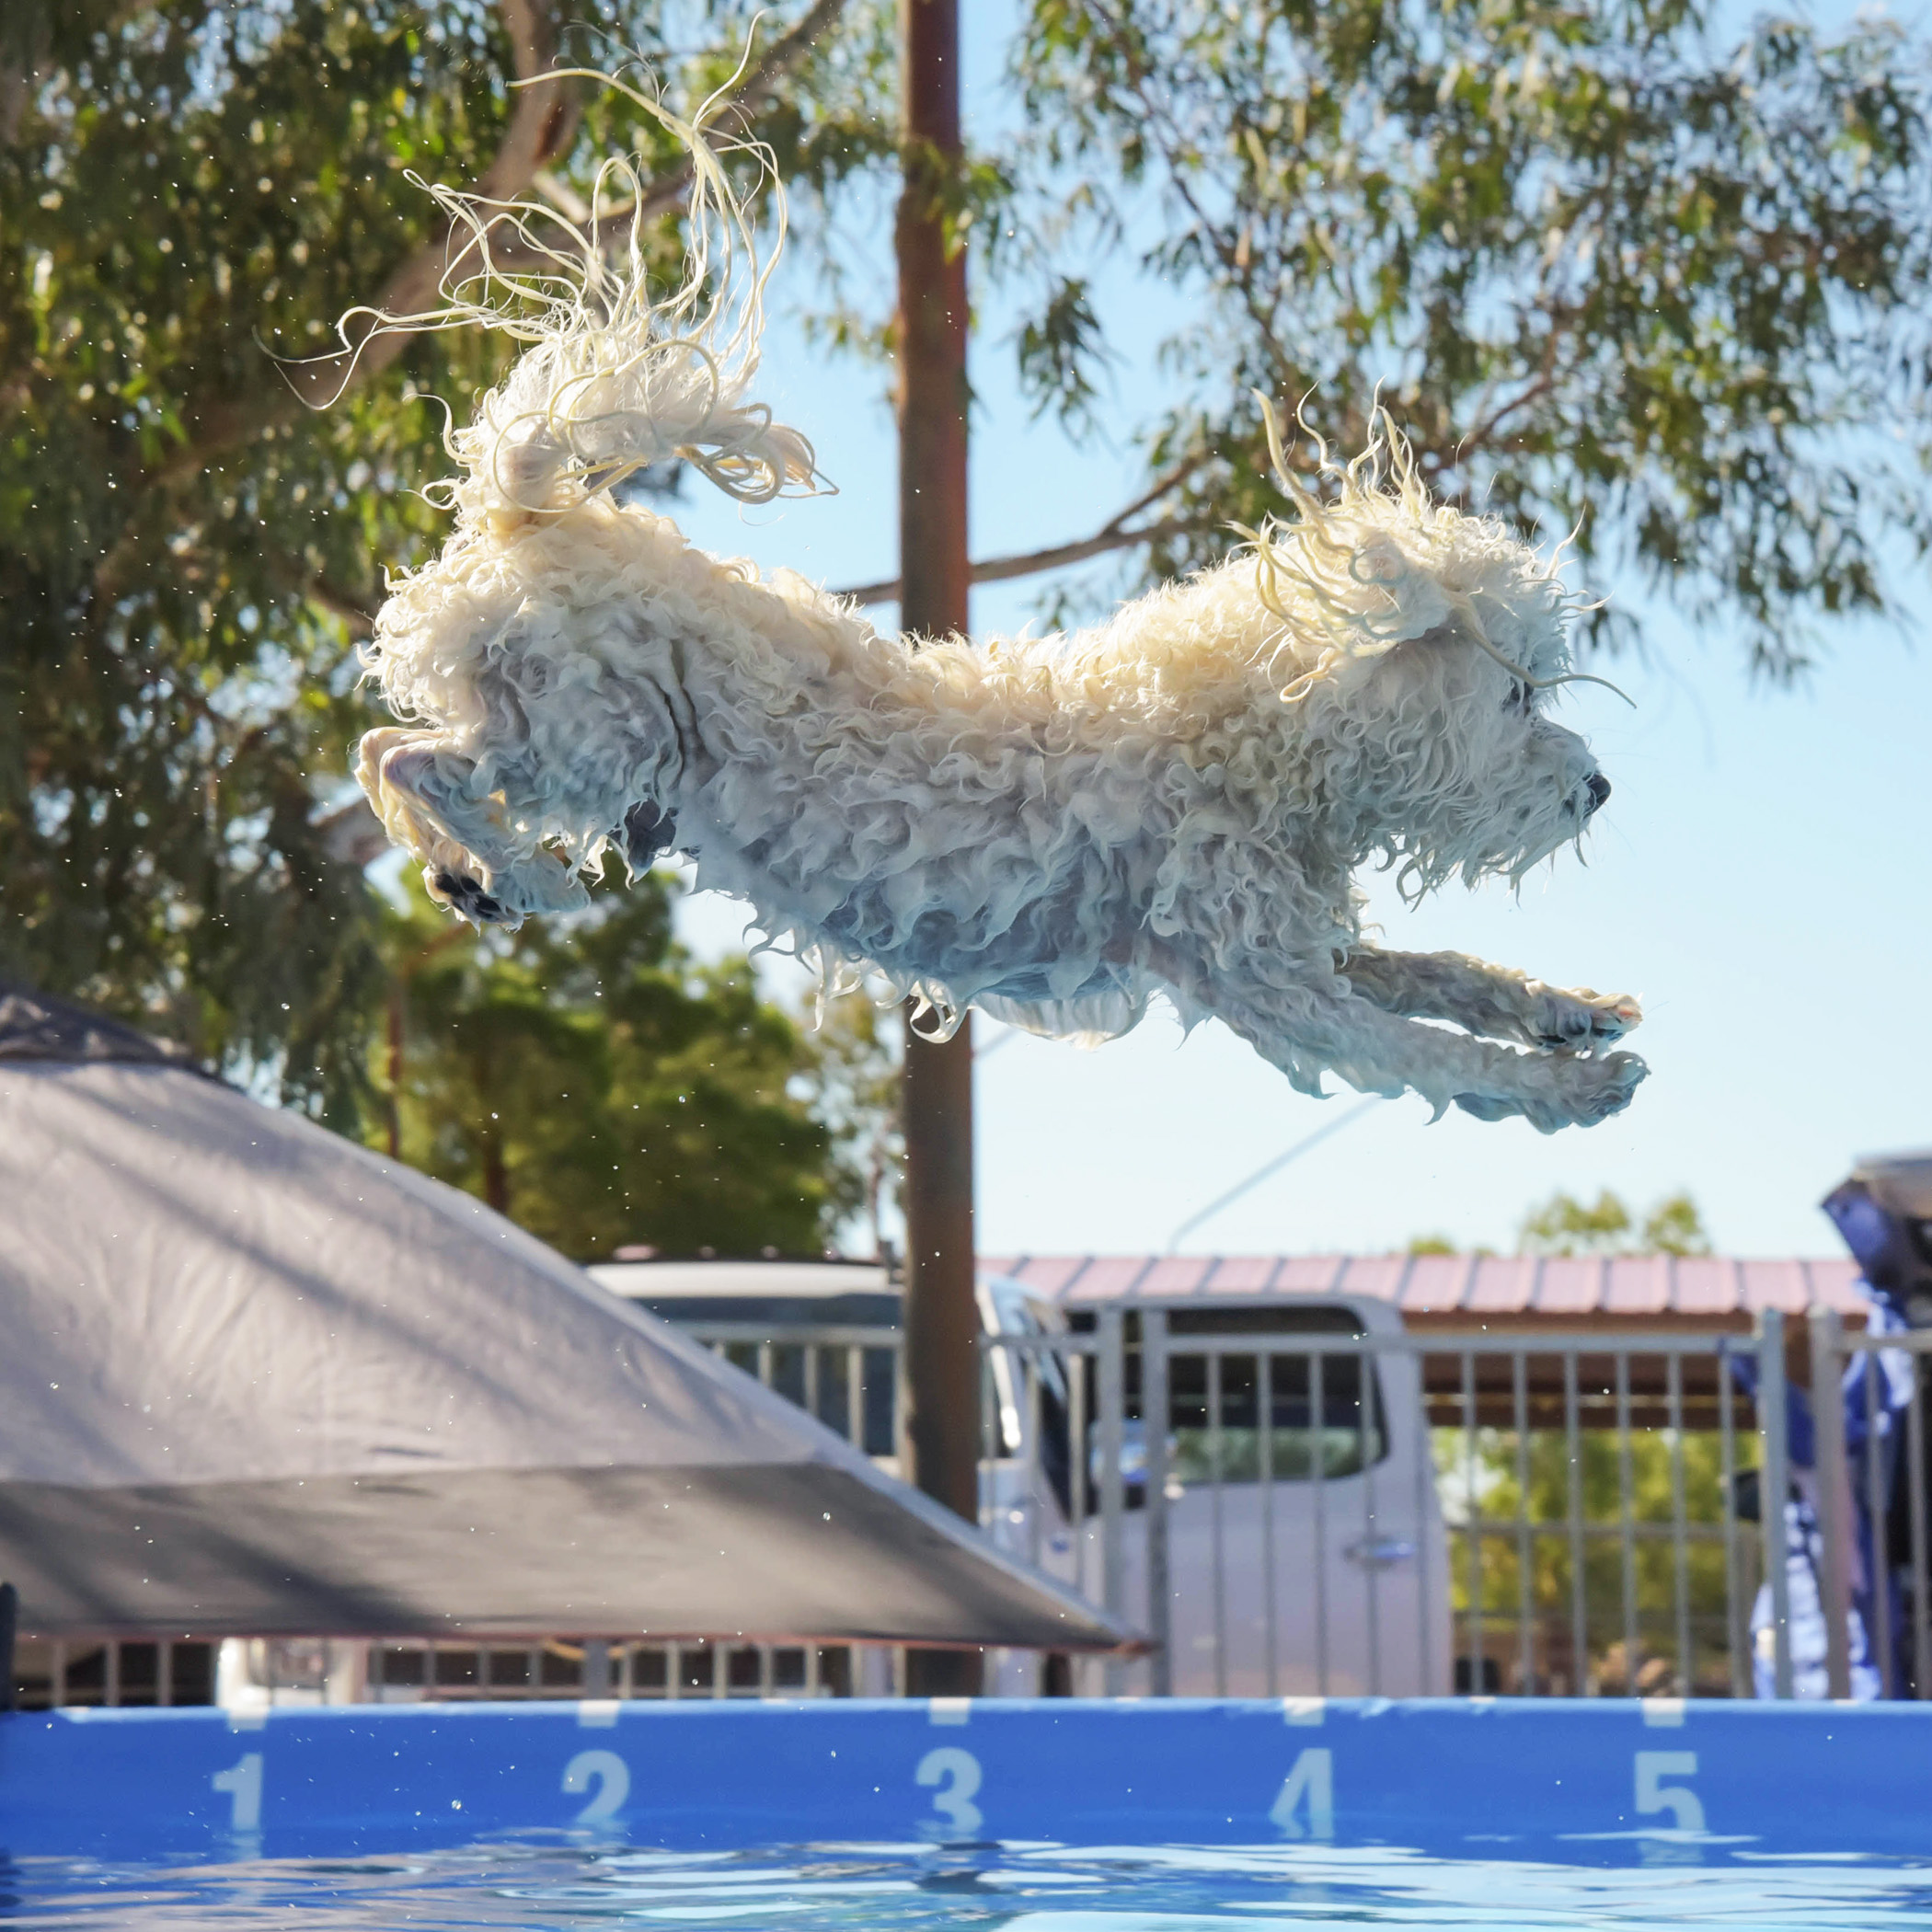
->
{"left": 980, "top": 1252, "right": 1869, "bottom": 1323}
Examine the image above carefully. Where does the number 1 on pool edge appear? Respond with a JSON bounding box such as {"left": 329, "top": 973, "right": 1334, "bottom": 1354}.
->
{"left": 212, "top": 1752, "right": 263, "bottom": 1833}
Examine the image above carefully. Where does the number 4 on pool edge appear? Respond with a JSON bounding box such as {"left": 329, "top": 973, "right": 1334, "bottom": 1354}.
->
{"left": 1270, "top": 1747, "right": 1334, "bottom": 1840}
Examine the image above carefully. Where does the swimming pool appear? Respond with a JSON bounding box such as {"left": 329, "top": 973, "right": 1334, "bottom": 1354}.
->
{"left": 5, "top": 1700, "right": 1932, "bottom": 1926}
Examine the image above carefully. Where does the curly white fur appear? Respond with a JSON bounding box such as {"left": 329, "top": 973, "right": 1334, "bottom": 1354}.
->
{"left": 349, "top": 76, "right": 1646, "bottom": 1133}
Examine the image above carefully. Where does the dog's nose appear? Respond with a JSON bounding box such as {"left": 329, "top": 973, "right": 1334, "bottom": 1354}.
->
{"left": 1584, "top": 772, "right": 1611, "bottom": 815}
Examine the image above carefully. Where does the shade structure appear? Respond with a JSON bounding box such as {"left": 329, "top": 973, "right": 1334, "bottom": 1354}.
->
{"left": 1823, "top": 1150, "right": 1932, "bottom": 1320}
{"left": 1838, "top": 1152, "right": 1932, "bottom": 1220}
{"left": 0, "top": 985, "right": 1133, "bottom": 1652}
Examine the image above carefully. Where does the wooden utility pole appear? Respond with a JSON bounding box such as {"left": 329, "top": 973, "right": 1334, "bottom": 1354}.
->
{"left": 896, "top": 0, "right": 980, "bottom": 1697}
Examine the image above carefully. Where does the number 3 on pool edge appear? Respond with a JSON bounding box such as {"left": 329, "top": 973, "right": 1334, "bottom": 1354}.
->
{"left": 1634, "top": 1751, "right": 1705, "bottom": 1833}
{"left": 916, "top": 1745, "right": 984, "bottom": 1836}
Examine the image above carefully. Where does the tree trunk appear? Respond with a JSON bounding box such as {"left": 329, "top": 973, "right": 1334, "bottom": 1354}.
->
{"left": 482, "top": 1130, "right": 511, "bottom": 1219}
{"left": 896, "top": 0, "right": 981, "bottom": 1700}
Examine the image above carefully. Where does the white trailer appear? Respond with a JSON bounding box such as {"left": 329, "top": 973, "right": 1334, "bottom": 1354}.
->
{"left": 977, "top": 1276, "right": 1452, "bottom": 1697}
{"left": 591, "top": 1258, "right": 1452, "bottom": 1697}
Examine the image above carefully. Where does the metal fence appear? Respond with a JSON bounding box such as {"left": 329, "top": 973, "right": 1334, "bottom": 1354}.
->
{"left": 9, "top": 1634, "right": 902, "bottom": 1711}
{"left": 36, "top": 1304, "right": 1924, "bottom": 1708}
{"left": 9, "top": 1638, "right": 218, "bottom": 1709}
{"left": 684, "top": 1320, "right": 906, "bottom": 1462}
{"left": 362, "top": 1637, "right": 890, "bottom": 1702}
{"left": 687, "top": 1303, "right": 1819, "bottom": 1701}
{"left": 1803, "top": 1311, "right": 1932, "bottom": 1702}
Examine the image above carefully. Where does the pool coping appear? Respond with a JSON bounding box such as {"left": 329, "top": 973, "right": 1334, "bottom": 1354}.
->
{"left": 3, "top": 1696, "right": 1926, "bottom": 1862}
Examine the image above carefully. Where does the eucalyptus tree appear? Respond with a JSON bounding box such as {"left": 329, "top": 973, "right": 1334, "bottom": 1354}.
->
{"left": 0, "top": 0, "right": 888, "bottom": 1117}
{"left": 378, "top": 871, "right": 861, "bottom": 1259}
{"left": 1516, "top": 1187, "right": 1710, "bottom": 1256}
{"left": 987, "top": 0, "right": 1932, "bottom": 674}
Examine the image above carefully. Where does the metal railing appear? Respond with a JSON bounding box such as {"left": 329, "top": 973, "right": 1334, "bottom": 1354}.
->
{"left": 1801, "top": 1310, "right": 1932, "bottom": 1702}
{"left": 685, "top": 1321, "right": 905, "bottom": 1462}
{"left": 41, "top": 1304, "right": 1903, "bottom": 1710}
{"left": 8, "top": 1637, "right": 218, "bottom": 1709}
{"left": 676, "top": 1302, "right": 1820, "bottom": 1699}
{"left": 1429, "top": 1323, "right": 1777, "bottom": 1700}
{"left": 648, "top": 1305, "right": 1869, "bottom": 1702}
{"left": 972, "top": 1310, "right": 1798, "bottom": 1699}
{"left": 360, "top": 1637, "right": 886, "bottom": 1702}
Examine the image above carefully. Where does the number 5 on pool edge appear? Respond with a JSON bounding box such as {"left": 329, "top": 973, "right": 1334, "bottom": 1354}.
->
{"left": 1634, "top": 1751, "right": 1705, "bottom": 1833}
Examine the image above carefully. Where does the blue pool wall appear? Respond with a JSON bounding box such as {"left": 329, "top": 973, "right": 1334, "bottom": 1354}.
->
{"left": 3, "top": 1696, "right": 1928, "bottom": 1862}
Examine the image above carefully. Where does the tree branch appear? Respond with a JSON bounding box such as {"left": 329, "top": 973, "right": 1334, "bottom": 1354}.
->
{"left": 0, "top": 12, "right": 49, "bottom": 147}
{"left": 481, "top": 0, "right": 849, "bottom": 282}
{"left": 140, "top": 0, "right": 847, "bottom": 500}
{"left": 837, "top": 514, "right": 1211, "bottom": 608}
{"left": 140, "top": 0, "right": 581, "bottom": 496}
{"left": 283, "top": 0, "right": 583, "bottom": 410}
{"left": 301, "top": 571, "right": 380, "bottom": 637}
{"left": 316, "top": 795, "right": 394, "bottom": 868}
{"left": 836, "top": 450, "right": 1213, "bottom": 607}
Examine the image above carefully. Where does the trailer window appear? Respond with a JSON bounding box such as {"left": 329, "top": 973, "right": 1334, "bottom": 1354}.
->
{"left": 1167, "top": 1350, "right": 1387, "bottom": 1481}
{"left": 1056, "top": 1305, "right": 1393, "bottom": 1501}
{"left": 1161, "top": 1306, "right": 1388, "bottom": 1479}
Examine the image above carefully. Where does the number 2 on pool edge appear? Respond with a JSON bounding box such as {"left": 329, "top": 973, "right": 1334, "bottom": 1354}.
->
{"left": 915, "top": 1746, "right": 983, "bottom": 1836}
{"left": 562, "top": 1748, "right": 631, "bottom": 1824}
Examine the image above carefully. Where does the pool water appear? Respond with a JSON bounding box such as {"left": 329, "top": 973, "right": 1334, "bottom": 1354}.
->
{"left": 12, "top": 1836, "right": 1932, "bottom": 1930}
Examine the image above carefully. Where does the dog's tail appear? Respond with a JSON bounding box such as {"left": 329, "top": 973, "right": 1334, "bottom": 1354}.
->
{"left": 312, "top": 54, "right": 820, "bottom": 523}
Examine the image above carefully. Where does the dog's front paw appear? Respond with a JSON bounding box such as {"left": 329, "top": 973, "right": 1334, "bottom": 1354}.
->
{"left": 1531, "top": 984, "right": 1643, "bottom": 1052}
{"left": 1455, "top": 1049, "right": 1648, "bottom": 1133}
{"left": 1555, "top": 1048, "right": 1648, "bottom": 1130}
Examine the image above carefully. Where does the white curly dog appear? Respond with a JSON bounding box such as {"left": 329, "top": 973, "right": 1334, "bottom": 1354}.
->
{"left": 350, "top": 79, "right": 1644, "bottom": 1133}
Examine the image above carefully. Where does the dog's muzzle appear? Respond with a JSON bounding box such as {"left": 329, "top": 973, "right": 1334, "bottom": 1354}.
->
{"left": 1567, "top": 772, "right": 1611, "bottom": 819}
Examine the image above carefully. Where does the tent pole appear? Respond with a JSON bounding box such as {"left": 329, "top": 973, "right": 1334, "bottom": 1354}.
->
{"left": 896, "top": 0, "right": 980, "bottom": 1699}
{"left": 0, "top": 1581, "right": 16, "bottom": 1712}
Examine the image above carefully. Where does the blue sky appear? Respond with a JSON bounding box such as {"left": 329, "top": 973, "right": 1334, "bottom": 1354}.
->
{"left": 663, "top": 3, "right": 1930, "bottom": 1262}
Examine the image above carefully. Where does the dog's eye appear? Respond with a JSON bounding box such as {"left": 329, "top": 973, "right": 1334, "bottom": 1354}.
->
{"left": 1502, "top": 680, "right": 1529, "bottom": 712}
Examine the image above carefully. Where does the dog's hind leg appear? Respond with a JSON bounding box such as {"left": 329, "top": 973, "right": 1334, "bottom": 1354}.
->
{"left": 1153, "top": 944, "right": 1645, "bottom": 1133}
{"left": 1339, "top": 947, "right": 1641, "bottom": 1052}
{"left": 355, "top": 727, "right": 587, "bottom": 926}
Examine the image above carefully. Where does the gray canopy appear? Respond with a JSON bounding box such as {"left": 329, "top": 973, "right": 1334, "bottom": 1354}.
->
{"left": 0, "top": 984, "right": 1132, "bottom": 1652}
